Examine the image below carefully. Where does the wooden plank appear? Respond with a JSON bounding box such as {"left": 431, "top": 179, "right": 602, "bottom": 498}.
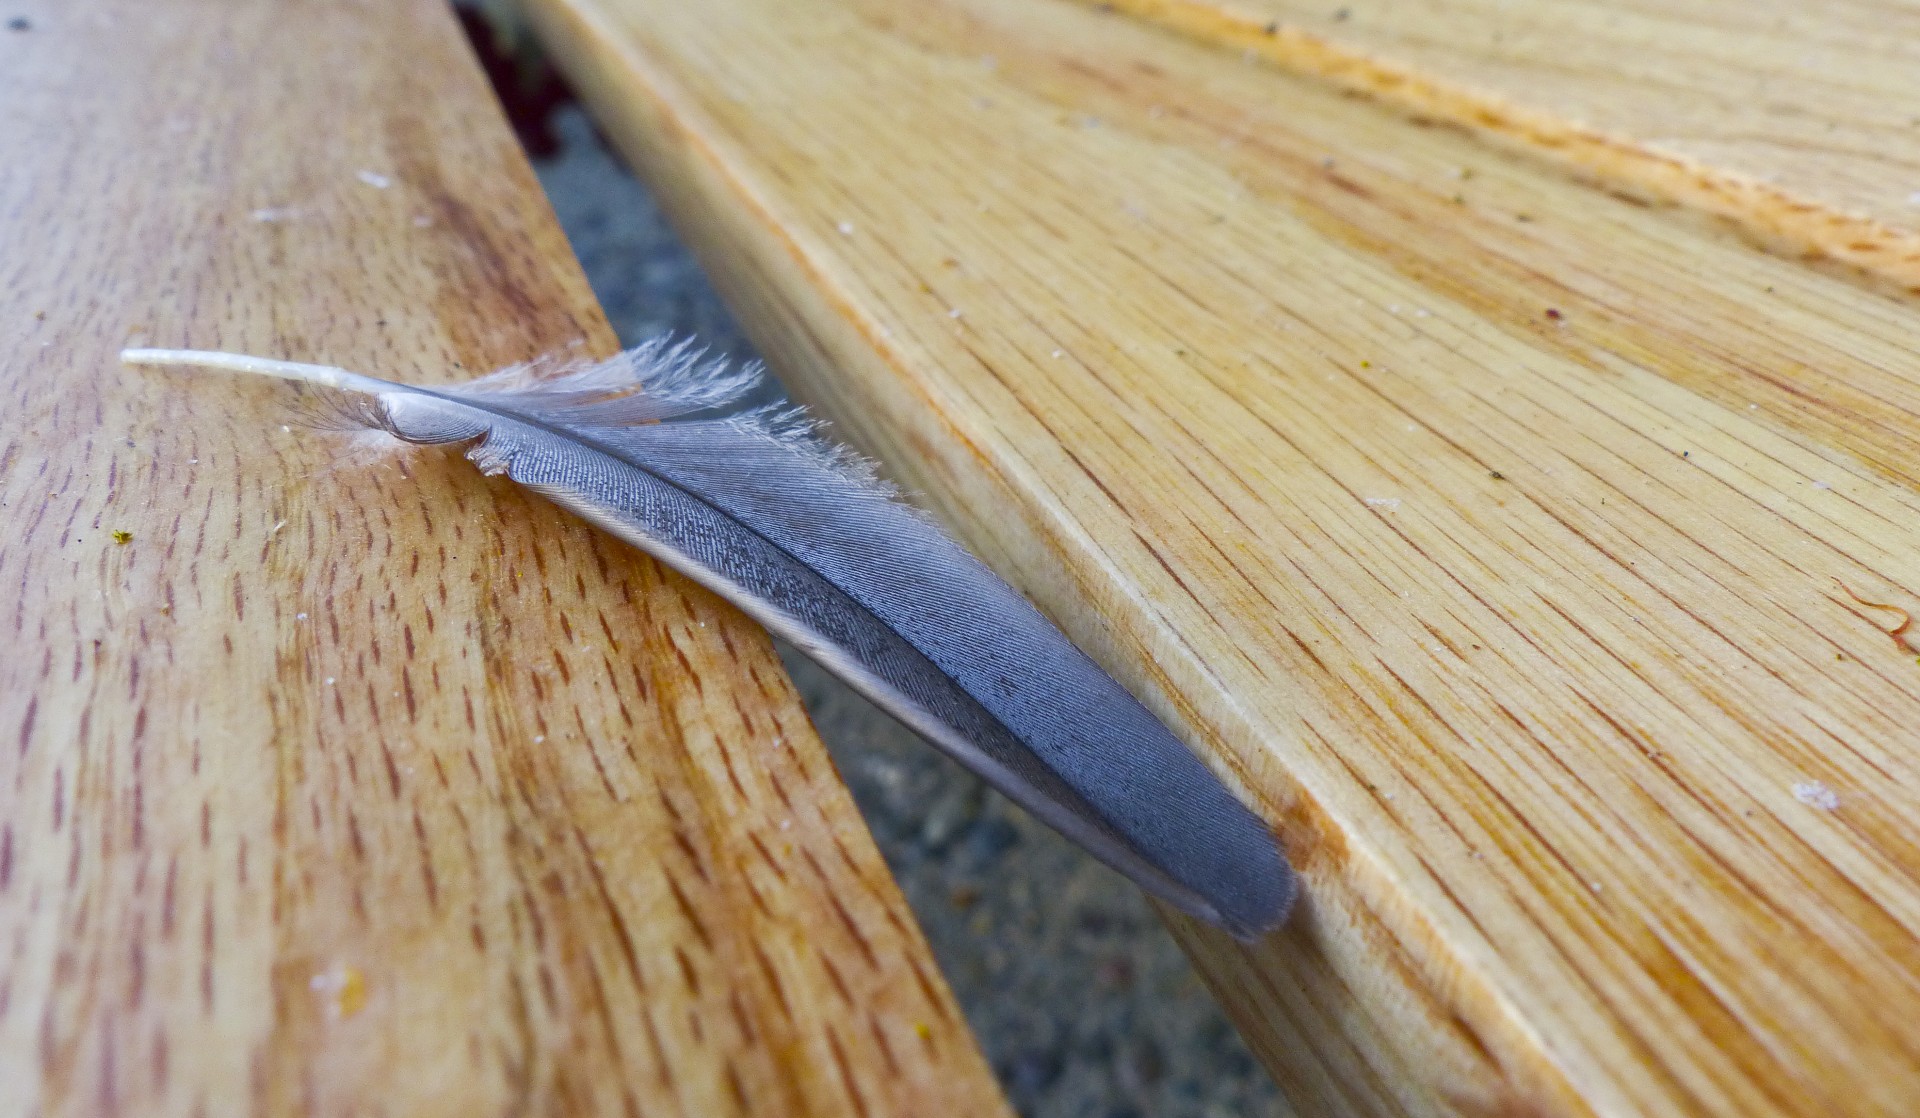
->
{"left": 1081, "top": 0, "right": 1920, "bottom": 290}
{"left": 0, "top": 3, "right": 1008, "bottom": 1115}
{"left": 523, "top": 0, "right": 1920, "bottom": 1114}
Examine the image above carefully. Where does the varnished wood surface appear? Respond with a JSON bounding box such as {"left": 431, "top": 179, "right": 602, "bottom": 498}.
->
{"left": 1081, "top": 0, "right": 1920, "bottom": 290}
{"left": 526, "top": 0, "right": 1920, "bottom": 1113}
{"left": 0, "top": 2, "right": 1008, "bottom": 1115}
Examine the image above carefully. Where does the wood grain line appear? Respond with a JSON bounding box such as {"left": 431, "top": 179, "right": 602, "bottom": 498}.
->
{"left": 1075, "top": 0, "right": 1920, "bottom": 291}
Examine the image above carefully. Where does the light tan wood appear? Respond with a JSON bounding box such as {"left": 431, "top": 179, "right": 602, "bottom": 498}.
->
{"left": 0, "top": 3, "right": 1008, "bottom": 1116}
{"left": 525, "top": 0, "right": 1920, "bottom": 1114}
{"left": 1080, "top": 0, "right": 1920, "bottom": 290}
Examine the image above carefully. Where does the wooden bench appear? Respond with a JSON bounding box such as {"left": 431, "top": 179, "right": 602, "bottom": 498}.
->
{"left": 0, "top": 2, "right": 1009, "bottom": 1114}
{"left": 524, "top": 0, "right": 1920, "bottom": 1114}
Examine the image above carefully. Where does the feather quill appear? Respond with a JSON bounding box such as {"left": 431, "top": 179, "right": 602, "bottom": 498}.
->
{"left": 122, "top": 340, "right": 1296, "bottom": 938}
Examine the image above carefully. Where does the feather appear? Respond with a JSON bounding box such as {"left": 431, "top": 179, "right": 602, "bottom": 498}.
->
{"left": 122, "top": 340, "right": 1296, "bottom": 938}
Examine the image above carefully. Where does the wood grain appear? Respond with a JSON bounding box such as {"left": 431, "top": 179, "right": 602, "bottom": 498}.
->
{"left": 0, "top": 2, "right": 1007, "bottom": 1115}
{"left": 1077, "top": 0, "right": 1920, "bottom": 290}
{"left": 524, "top": 0, "right": 1920, "bottom": 1114}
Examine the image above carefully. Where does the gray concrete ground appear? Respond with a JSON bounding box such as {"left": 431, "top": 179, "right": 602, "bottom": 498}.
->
{"left": 533, "top": 105, "right": 1286, "bottom": 1118}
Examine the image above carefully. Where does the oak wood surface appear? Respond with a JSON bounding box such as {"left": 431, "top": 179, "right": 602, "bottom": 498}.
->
{"left": 525, "top": 0, "right": 1920, "bottom": 1114}
{"left": 0, "top": 2, "right": 1008, "bottom": 1115}
{"left": 1080, "top": 0, "right": 1920, "bottom": 290}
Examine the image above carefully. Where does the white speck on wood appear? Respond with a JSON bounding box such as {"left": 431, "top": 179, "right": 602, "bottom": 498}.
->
{"left": 357, "top": 170, "right": 392, "bottom": 189}
{"left": 1792, "top": 781, "right": 1840, "bottom": 810}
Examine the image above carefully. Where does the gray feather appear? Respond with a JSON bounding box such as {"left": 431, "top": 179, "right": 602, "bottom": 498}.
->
{"left": 123, "top": 339, "right": 1296, "bottom": 938}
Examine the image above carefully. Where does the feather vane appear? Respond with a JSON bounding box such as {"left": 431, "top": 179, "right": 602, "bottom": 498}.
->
{"left": 122, "top": 340, "right": 1296, "bottom": 937}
